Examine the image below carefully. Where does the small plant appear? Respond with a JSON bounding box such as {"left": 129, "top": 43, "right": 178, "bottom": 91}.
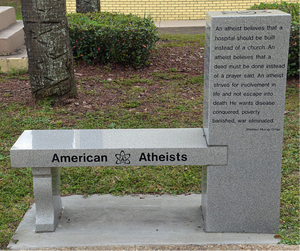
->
{"left": 169, "top": 68, "right": 177, "bottom": 73}
{"left": 121, "top": 100, "right": 141, "bottom": 108}
{"left": 7, "top": 67, "right": 28, "bottom": 76}
{"left": 184, "top": 75, "right": 204, "bottom": 85}
{"left": 84, "top": 90, "right": 96, "bottom": 95}
{"left": 0, "top": 154, "right": 10, "bottom": 160}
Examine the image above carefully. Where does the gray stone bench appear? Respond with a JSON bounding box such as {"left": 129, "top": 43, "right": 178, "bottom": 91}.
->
{"left": 10, "top": 128, "right": 227, "bottom": 232}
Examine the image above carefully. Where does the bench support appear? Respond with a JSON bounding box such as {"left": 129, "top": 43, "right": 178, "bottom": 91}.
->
{"left": 32, "top": 167, "right": 62, "bottom": 232}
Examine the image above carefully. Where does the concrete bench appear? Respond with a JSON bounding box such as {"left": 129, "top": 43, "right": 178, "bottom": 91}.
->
{"left": 10, "top": 128, "right": 227, "bottom": 232}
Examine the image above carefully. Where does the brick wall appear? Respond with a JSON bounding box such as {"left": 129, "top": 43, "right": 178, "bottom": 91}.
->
{"left": 66, "top": 0, "right": 299, "bottom": 20}
{"left": 66, "top": 0, "right": 75, "bottom": 13}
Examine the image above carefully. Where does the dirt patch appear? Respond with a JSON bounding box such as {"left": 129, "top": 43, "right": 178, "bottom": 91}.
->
{"left": 0, "top": 43, "right": 204, "bottom": 112}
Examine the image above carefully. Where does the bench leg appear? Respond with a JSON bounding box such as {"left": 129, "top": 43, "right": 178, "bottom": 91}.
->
{"left": 32, "top": 167, "right": 62, "bottom": 232}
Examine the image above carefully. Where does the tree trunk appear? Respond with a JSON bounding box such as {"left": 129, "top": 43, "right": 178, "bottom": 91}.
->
{"left": 76, "top": 0, "right": 100, "bottom": 13}
{"left": 21, "top": 0, "right": 77, "bottom": 100}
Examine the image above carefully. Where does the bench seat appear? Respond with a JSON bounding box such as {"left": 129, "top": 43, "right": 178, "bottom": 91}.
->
{"left": 11, "top": 128, "right": 227, "bottom": 167}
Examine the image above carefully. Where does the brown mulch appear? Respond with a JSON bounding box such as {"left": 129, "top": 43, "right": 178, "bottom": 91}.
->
{"left": 0, "top": 43, "right": 204, "bottom": 110}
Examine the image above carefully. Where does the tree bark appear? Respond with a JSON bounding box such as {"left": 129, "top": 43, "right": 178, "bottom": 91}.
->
{"left": 76, "top": 0, "right": 100, "bottom": 13}
{"left": 21, "top": 0, "right": 77, "bottom": 100}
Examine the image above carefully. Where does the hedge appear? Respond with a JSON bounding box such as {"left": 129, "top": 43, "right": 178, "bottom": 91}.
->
{"left": 248, "top": 1, "right": 299, "bottom": 77}
{"left": 67, "top": 12, "right": 159, "bottom": 68}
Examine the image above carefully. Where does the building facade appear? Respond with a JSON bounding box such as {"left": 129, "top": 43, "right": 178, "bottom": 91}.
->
{"left": 66, "top": 0, "right": 299, "bottom": 20}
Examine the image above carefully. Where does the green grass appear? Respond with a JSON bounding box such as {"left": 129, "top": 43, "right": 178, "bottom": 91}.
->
{"left": 277, "top": 84, "right": 299, "bottom": 245}
{"left": 158, "top": 33, "right": 205, "bottom": 48}
{"left": 0, "top": 34, "right": 299, "bottom": 248}
{"left": 0, "top": 0, "right": 22, "bottom": 20}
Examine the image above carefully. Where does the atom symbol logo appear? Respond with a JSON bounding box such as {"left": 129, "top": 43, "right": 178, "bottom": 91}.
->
{"left": 115, "top": 150, "right": 131, "bottom": 164}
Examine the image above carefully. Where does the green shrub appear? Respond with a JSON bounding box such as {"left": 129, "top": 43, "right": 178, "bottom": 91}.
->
{"left": 288, "top": 21, "right": 300, "bottom": 77}
{"left": 248, "top": 1, "right": 299, "bottom": 77}
{"left": 67, "top": 12, "right": 159, "bottom": 68}
{"left": 250, "top": 1, "right": 298, "bottom": 17}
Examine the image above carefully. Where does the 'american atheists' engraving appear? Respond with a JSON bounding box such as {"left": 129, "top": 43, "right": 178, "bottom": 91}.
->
{"left": 51, "top": 152, "right": 188, "bottom": 164}
{"left": 52, "top": 153, "right": 108, "bottom": 163}
{"left": 139, "top": 152, "right": 187, "bottom": 162}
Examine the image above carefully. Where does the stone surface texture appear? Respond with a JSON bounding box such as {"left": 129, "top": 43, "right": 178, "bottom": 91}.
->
{"left": 0, "top": 20, "right": 25, "bottom": 56}
{"left": 202, "top": 10, "right": 291, "bottom": 233}
{"left": 32, "top": 167, "right": 62, "bottom": 232}
{"left": 11, "top": 128, "right": 227, "bottom": 167}
{"left": 0, "top": 7, "right": 25, "bottom": 56}
{"left": 8, "top": 194, "right": 279, "bottom": 250}
{"left": 0, "top": 7, "right": 16, "bottom": 31}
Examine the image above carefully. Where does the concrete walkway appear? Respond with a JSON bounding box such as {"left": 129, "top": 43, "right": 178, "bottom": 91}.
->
{"left": 155, "top": 20, "right": 206, "bottom": 34}
{"left": 8, "top": 194, "right": 279, "bottom": 250}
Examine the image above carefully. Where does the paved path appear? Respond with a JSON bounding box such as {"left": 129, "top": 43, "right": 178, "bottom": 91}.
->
{"left": 44, "top": 244, "right": 300, "bottom": 250}
{"left": 155, "top": 20, "right": 206, "bottom": 34}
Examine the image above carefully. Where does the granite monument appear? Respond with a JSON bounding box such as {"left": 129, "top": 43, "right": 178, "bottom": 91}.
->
{"left": 202, "top": 10, "right": 291, "bottom": 233}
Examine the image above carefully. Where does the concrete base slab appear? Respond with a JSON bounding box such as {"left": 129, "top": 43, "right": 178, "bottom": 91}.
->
{"left": 0, "top": 44, "right": 28, "bottom": 73}
{"left": 8, "top": 194, "right": 279, "bottom": 250}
